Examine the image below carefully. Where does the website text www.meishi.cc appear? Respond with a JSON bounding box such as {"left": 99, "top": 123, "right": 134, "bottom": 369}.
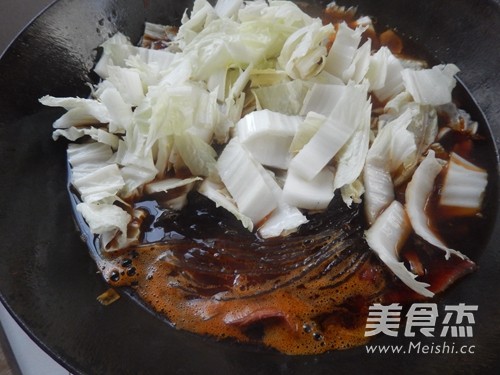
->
{"left": 364, "top": 302, "right": 478, "bottom": 355}
{"left": 365, "top": 341, "right": 476, "bottom": 355}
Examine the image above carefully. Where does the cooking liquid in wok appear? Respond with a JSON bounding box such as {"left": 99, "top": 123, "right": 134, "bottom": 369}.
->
{"left": 72, "top": 5, "right": 497, "bottom": 355}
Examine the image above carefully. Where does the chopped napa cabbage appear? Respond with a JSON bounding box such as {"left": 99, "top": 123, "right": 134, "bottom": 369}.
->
{"left": 300, "top": 83, "right": 345, "bottom": 116}
{"left": 252, "top": 79, "right": 310, "bottom": 115}
{"left": 94, "top": 33, "right": 174, "bottom": 79}
{"left": 53, "top": 127, "right": 120, "bottom": 150}
{"left": 237, "top": 0, "right": 268, "bottom": 22}
{"left": 382, "top": 96, "right": 439, "bottom": 185}
{"left": 439, "top": 153, "right": 488, "bottom": 213}
{"left": 288, "top": 116, "right": 348, "bottom": 180}
{"left": 143, "top": 22, "right": 177, "bottom": 45}
{"left": 67, "top": 142, "right": 114, "bottom": 181}
{"left": 258, "top": 200, "right": 308, "bottom": 238}
{"left": 278, "top": 19, "right": 334, "bottom": 80}
{"left": 181, "top": 17, "right": 297, "bottom": 81}
{"left": 213, "top": 106, "right": 237, "bottom": 145}
{"left": 106, "top": 66, "right": 145, "bottom": 107}
{"left": 238, "top": 0, "right": 314, "bottom": 28}
{"left": 98, "top": 87, "right": 133, "bottom": 134}
{"left": 67, "top": 142, "right": 112, "bottom": 166}
{"left": 343, "top": 39, "right": 371, "bottom": 84}
{"left": 438, "top": 103, "right": 479, "bottom": 134}
{"left": 124, "top": 54, "right": 167, "bottom": 88}
{"left": 249, "top": 69, "right": 289, "bottom": 87}
{"left": 257, "top": 165, "right": 308, "bottom": 238}
{"left": 333, "top": 95, "right": 372, "bottom": 193}
{"left": 207, "top": 67, "right": 228, "bottom": 101}
{"left": 76, "top": 202, "right": 131, "bottom": 251}
{"left": 289, "top": 111, "right": 326, "bottom": 154}
{"left": 354, "top": 15, "right": 373, "bottom": 28}
{"left": 365, "top": 200, "right": 434, "bottom": 297}
{"left": 158, "top": 55, "right": 194, "bottom": 87}
{"left": 341, "top": 179, "right": 365, "bottom": 207}
{"left": 365, "top": 46, "right": 390, "bottom": 91}
{"left": 140, "top": 83, "right": 218, "bottom": 151}
{"left": 112, "top": 140, "right": 158, "bottom": 197}
{"left": 324, "top": 22, "right": 364, "bottom": 81}
{"left": 384, "top": 91, "right": 413, "bottom": 114}
{"left": 387, "top": 111, "right": 418, "bottom": 174}
{"left": 363, "top": 159, "right": 394, "bottom": 225}
{"left": 73, "top": 164, "right": 125, "bottom": 204}
{"left": 215, "top": 0, "right": 244, "bottom": 19}
{"left": 145, "top": 176, "right": 203, "bottom": 195}
{"left": 235, "top": 109, "right": 302, "bottom": 169}
{"left": 217, "top": 137, "right": 278, "bottom": 224}
{"left": 221, "top": 92, "right": 246, "bottom": 133}
{"left": 198, "top": 178, "right": 254, "bottom": 231}
{"left": 283, "top": 167, "right": 335, "bottom": 210}
{"left": 376, "top": 107, "right": 419, "bottom": 174}
{"left": 52, "top": 127, "right": 88, "bottom": 142}
{"left": 93, "top": 32, "right": 134, "bottom": 78}
{"left": 174, "top": 133, "right": 217, "bottom": 177}
{"left": 401, "top": 64, "right": 460, "bottom": 106}
{"left": 363, "top": 107, "right": 419, "bottom": 223}
{"left": 399, "top": 58, "right": 428, "bottom": 70}
{"left": 400, "top": 105, "right": 438, "bottom": 185}
{"left": 228, "top": 64, "right": 254, "bottom": 101}
{"left": 39, "top": 96, "right": 110, "bottom": 129}
{"left": 372, "top": 51, "right": 404, "bottom": 102}
{"left": 144, "top": 176, "right": 200, "bottom": 211}
{"left": 95, "top": 31, "right": 175, "bottom": 78}
{"left": 153, "top": 135, "right": 173, "bottom": 178}
{"left": 405, "top": 150, "right": 467, "bottom": 260}
{"left": 177, "top": 0, "right": 218, "bottom": 47}
{"left": 120, "top": 163, "right": 158, "bottom": 198}
{"left": 289, "top": 82, "right": 368, "bottom": 181}
{"left": 307, "top": 70, "right": 344, "bottom": 85}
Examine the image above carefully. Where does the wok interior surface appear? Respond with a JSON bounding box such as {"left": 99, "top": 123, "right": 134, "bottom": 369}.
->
{"left": 0, "top": 0, "right": 499, "bottom": 374}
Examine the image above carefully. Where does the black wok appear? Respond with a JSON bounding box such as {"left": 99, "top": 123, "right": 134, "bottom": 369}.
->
{"left": 0, "top": 0, "right": 499, "bottom": 374}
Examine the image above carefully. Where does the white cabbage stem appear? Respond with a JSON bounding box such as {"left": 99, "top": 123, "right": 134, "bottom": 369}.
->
{"left": 283, "top": 167, "right": 335, "bottom": 210}
{"left": 405, "top": 150, "right": 467, "bottom": 260}
{"left": 365, "top": 200, "right": 434, "bottom": 298}
{"left": 402, "top": 64, "right": 460, "bottom": 106}
{"left": 235, "top": 110, "right": 302, "bottom": 169}
{"left": 198, "top": 178, "right": 254, "bottom": 231}
{"left": 440, "top": 153, "right": 488, "bottom": 213}
{"left": 363, "top": 159, "right": 395, "bottom": 225}
{"left": 217, "top": 138, "right": 278, "bottom": 224}
{"left": 324, "top": 22, "right": 364, "bottom": 80}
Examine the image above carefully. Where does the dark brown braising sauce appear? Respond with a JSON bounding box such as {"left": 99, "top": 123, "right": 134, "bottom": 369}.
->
{"left": 75, "top": 4, "right": 497, "bottom": 355}
{"left": 95, "top": 195, "right": 391, "bottom": 354}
